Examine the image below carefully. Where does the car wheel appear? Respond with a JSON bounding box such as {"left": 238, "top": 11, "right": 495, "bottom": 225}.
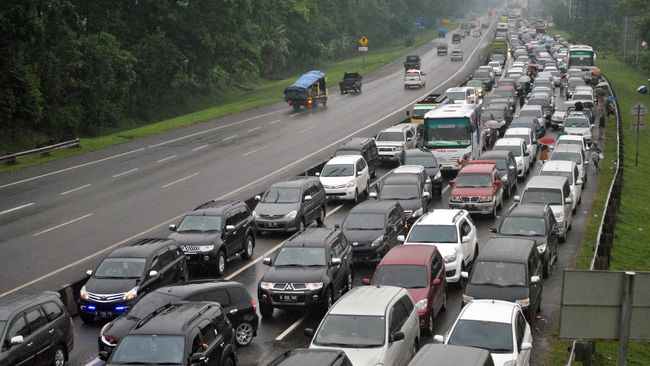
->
{"left": 80, "top": 313, "right": 94, "bottom": 324}
{"left": 441, "top": 291, "right": 447, "bottom": 312}
{"left": 241, "top": 235, "right": 254, "bottom": 260}
{"left": 543, "top": 259, "right": 550, "bottom": 279}
{"left": 235, "top": 321, "right": 255, "bottom": 347}
{"left": 413, "top": 339, "right": 419, "bottom": 358}
{"left": 298, "top": 219, "right": 305, "bottom": 232}
{"left": 222, "top": 356, "right": 235, "bottom": 366}
{"left": 560, "top": 234, "right": 566, "bottom": 243}
{"left": 353, "top": 189, "right": 359, "bottom": 204}
{"left": 423, "top": 312, "right": 434, "bottom": 336}
{"left": 346, "top": 271, "right": 354, "bottom": 292}
{"left": 322, "top": 288, "right": 333, "bottom": 314}
{"left": 316, "top": 207, "right": 326, "bottom": 226}
{"left": 365, "top": 180, "right": 370, "bottom": 197}
{"left": 215, "top": 250, "right": 227, "bottom": 276}
{"left": 491, "top": 204, "right": 497, "bottom": 218}
{"left": 259, "top": 303, "right": 274, "bottom": 318}
{"left": 53, "top": 344, "right": 66, "bottom": 366}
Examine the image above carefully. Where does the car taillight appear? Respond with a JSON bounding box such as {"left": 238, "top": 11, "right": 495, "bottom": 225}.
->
{"left": 251, "top": 298, "right": 257, "bottom": 311}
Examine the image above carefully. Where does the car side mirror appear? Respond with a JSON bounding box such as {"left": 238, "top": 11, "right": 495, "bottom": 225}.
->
{"left": 304, "top": 195, "right": 312, "bottom": 202}
{"left": 304, "top": 328, "right": 315, "bottom": 338}
{"left": 169, "top": 224, "right": 177, "bottom": 232}
{"left": 521, "top": 342, "right": 533, "bottom": 350}
{"left": 369, "top": 191, "right": 378, "bottom": 199}
{"left": 98, "top": 351, "right": 109, "bottom": 360}
{"left": 432, "top": 278, "right": 442, "bottom": 286}
{"left": 423, "top": 191, "right": 431, "bottom": 198}
{"left": 356, "top": 171, "right": 363, "bottom": 176}
{"left": 330, "top": 258, "right": 342, "bottom": 267}
{"left": 362, "top": 278, "right": 371, "bottom": 285}
{"left": 390, "top": 331, "right": 405, "bottom": 342}
{"left": 462, "top": 235, "right": 471, "bottom": 243}
{"left": 225, "top": 224, "right": 235, "bottom": 232}
{"left": 86, "top": 269, "right": 93, "bottom": 277}
{"left": 433, "top": 335, "right": 445, "bottom": 343}
{"left": 397, "top": 235, "right": 405, "bottom": 242}
{"left": 263, "top": 257, "right": 272, "bottom": 266}
{"left": 513, "top": 195, "right": 521, "bottom": 202}
{"left": 407, "top": 137, "right": 413, "bottom": 142}
{"left": 148, "top": 270, "right": 159, "bottom": 278}
{"left": 531, "top": 275, "right": 541, "bottom": 284}
{"left": 191, "top": 353, "right": 207, "bottom": 363}
{"left": 584, "top": 161, "right": 590, "bottom": 165}
{"left": 461, "top": 271, "right": 469, "bottom": 279}
{"left": 406, "top": 111, "right": 411, "bottom": 116}
{"left": 315, "top": 172, "right": 321, "bottom": 177}
{"left": 576, "top": 180, "right": 583, "bottom": 185}
{"left": 501, "top": 176, "right": 508, "bottom": 182}
{"left": 524, "top": 151, "right": 530, "bottom": 157}
{"left": 565, "top": 197, "right": 573, "bottom": 204}
{"left": 509, "top": 165, "right": 516, "bottom": 170}
{"left": 10, "top": 335, "right": 24, "bottom": 346}
{"left": 255, "top": 195, "right": 261, "bottom": 201}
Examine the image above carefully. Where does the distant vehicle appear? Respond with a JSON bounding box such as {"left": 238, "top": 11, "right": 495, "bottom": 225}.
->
{"left": 568, "top": 45, "right": 596, "bottom": 71}
{"left": 284, "top": 70, "right": 328, "bottom": 111}
{"left": 338, "top": 72, "right": 362, "bottom": 94}
{"left": 408, "top": 93, "right": 451, "bottom": 126}
{"left": 488, "top": 61, "right": 503, "bottom": 75}
{"left": 472, "top": 29, "right": 481, "bottom": 38}
{"left": 445, "top": 87, "right": 478, "bottom": 105}
{"left": 452, "top": 33, "right": 462, "bottom": 44}
{"left": 438, "top": 28, "right": 447, "bottom": 38}
{"left": 404, "top": 55, "right": 421, "bottom": 72}
{"left": 318, "top": 155, "right": 370, "bottom": 203}
{"left": 404, "top": 69, "right": 426, "bottom": 89}
{"left": 437, "top": 43, "right": 449, "bottom": 55}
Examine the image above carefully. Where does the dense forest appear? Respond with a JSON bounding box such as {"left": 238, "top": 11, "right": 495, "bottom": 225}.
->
{"left": 0, "top": 0, "right": 484, "bottom": 152}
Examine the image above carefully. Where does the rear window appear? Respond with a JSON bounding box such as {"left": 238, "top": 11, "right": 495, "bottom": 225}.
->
{"left": 42, "top": 301, "right": 65, "bottom": 322}
{"left": 376, "top": 132, "right": 404, "bottom": 142}
{"left": 521, "top": 188, "right": 563, "bottom": 205}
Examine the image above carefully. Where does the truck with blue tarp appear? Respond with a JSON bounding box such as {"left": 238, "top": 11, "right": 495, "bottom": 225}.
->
{"left": 283, "top": 70, "right": 328, "bottom": 111}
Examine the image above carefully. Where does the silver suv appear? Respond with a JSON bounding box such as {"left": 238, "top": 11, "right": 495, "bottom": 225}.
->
{"left": 375, "top": 124, "right": 418, "bottom": 165}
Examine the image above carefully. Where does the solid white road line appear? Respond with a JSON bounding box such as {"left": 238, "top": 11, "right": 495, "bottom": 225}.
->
{"left": 442, "top": 184, "right": 451, "bottom": 194}
{"left": 33, "top": 213, "right": 93, "bottom": 237}
{"left": 242, "top": 145, "right": 267, "bottom": 157}
{"left": 112, "top": 168, "right": 139, "bottom": 178}
{"left": 289, "top": 113, "right": 299, "bottom": 117}
{"left": 59, "top": 184, "right": 91, "bottom": 196}
{"left": 275, "top": 317, "right": 305, "bottom": 341}
{"left": 247, "top": 126, "right": 261, "bottom": 132}
{"left": 156, "top": 155, "right": 177, "bottom": 163}
{"left": 161, "top": 173, "right": 199, "bottom": 188}
{"left": 84, "top": 358, "right": 103, "bottom": 366}
{"left": 192, "top": 144, "right": 209, "bottom": 151}
{"left": 222, "top": 134, "right": 238, "bottom": 141}
{"left": 269, "top": 119, "right": 282, "bottom": 125}
{"left": 0, "top": 203, "right": 35, "bottom": 216}
{"left": 0, "top": 148, "right": 145, "bottom": 189}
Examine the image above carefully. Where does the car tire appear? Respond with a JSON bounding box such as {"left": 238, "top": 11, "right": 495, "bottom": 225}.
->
{"left": 353, "top": 189, "right": 359, "bottom": 204}
{"left": 345, "top": 270, "right": 354, "bottom": 293}
{"left": 241, "top": 235, "right": 254, "bottom": 260}
{"left": 423, "top": 312, "right": 434, "bottom": 336}
{"left": 235, "top": 321, "right": 255, "bottom": 347}
{"left": 260, "top": 303, "right": 274, "bottom": 318}
{"left": 215, "top": 250, "right": 227, "bottom": 277}
{"left": 322, "top": 288, "right": 333, "bottom": 314}
{"left": 223, "top": 356, "right": 235, "bottom": 366}
{"left": 80, "top": 313, "right": 94, "bottom": 324}
{"left": 298, "top": 219, "right": 305, "bottom": 232}
{"left": 364, "top": 180, "right": 370, "bottom": 198}
{"left": 441, "top": 291, "right": 447, "bottom": 312}
{"left": 52, "top": 344, "right": 66, "bottom": 366}
{"left": 543, "top": 259, "right": 550, "bottom": 279}
{"left": 491, "top": 204, "right": 497, "bottom": 218}
{"left": 316, "top": 207, "right": 326, "bottom": 226}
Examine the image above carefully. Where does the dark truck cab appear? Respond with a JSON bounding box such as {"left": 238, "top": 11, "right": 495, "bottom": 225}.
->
{"left": 436, "top": 43, "right": 449, "bottom": 56}
{"left": 338, "top": 72, "right": 362, "bottom": 94}
{"left": 404, "top": 55, "right": 421, "bottom": 71}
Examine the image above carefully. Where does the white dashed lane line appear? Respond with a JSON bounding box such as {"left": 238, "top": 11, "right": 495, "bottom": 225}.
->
{"left": 33, "top": 213, "right": 93, "bottom": 237}
{"left": 112, "top": 168, "right": 139, "bottom": 178}
{"left": 161, "top": 173, "right": 199, "bottom": 188}
{"left": 156, "top": 155, "right": 177, "bottom": 163}
{"left": 222, "top": 135, "right": 238, "bottom": 142}
{"left": 59, "top": 184, "right": 91, "bottom": 196}
{"left": 0, "top": 203, "right": 35, "bottom": 216}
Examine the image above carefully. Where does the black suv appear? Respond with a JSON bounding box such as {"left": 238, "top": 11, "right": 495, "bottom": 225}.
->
{"left": 371, "top": 173, "right": 430, "bottom": 228}
{"left": 169, "top": 200, "right": 256, "bottom": 276}
{"left": 99, "top": 281, "right": 258, "bottom": 358}
{"left": 0, "top": 291, "right": 74, "bottom": 366}
{"left": 79, "top": 238, "right": 188, "bottom": 323}
{"left": 403, "top": 148, "right": 443, "bottom": 196}
{"left": 480, "top": 150, "right": 518, "bottom": 198}
{"left": 258, "top": 228, "right": 353, "bottom": 318}
{"left": 340, "top": 200, "right": 406, "bottom": 263}
{"left": 266, "top": 349, "right": 353, "bottom": 366}
{"left": 254, "top": 177, "right": 327, "bottom": 233}
{"left": 335, "top": 137, "right": 379, "bottom": 178}
{"left": 103, "top": 302, "right": 237, "bottom": 366}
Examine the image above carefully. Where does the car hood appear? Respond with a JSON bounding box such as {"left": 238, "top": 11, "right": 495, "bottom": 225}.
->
{"left": 310, "top": 345, "right": 384, "bottom": 366}
{"left": 491, "top": 353, "right": 517, "bottom": 366}
{"left": 343, "top": 229, "right": 385, "bottom": 243}
{"left": 451, "top": 187, "right": 493, "bottom": 196}
{"left": 496, "top": 234, "right": 546, "bottom": 245}
{"left": 103, "top": 316, "right": 140, "bottom": 343}
{"left": 564, "top": 127, "right": 589, "bottom": 134}
{"left": 407, "top": 287, "right": 430, "bottom": 304}
{"left": 261, "top": 266, "right": 325, "bottom": 283}
{"left": 320, "top": 176, "right": 354, "bottom": 187}
{"left": 254, "top": 202, "right": 300, "bottom": 216}
{"left": 375, "top": 141, "right": 404, "bottom": 148}
{"left": 465, "top": 283, "right": 528, "bottom": 302}
{"left": 381, "top": 198, "right": 421, "bottom": 211}
{"left": 550, "top": 205, "right": 567, "bottom": 217}
{"left": 85, "top": 277, "right": 138, "bottom": 295}
{"left": 168, "top": 232, "right": 219, "bottom": 246}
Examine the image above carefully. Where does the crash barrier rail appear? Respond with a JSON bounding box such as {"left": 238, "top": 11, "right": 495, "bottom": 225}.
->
{"left": 0, "top": 138, "right": 80, "bottom": 164}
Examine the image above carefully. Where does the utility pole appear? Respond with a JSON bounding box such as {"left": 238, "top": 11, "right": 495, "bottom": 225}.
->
{"left": 623, "top": 16, "right": 628, "bottom": 60}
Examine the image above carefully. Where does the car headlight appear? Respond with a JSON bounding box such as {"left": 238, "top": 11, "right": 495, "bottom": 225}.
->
{"left": 123, "top": 286, "right": 138, "bottom": 301}
{"left": 411, "top": 208, "right": 424, "bottom": 218}
{"left": 252, "top": 210, "right": 260, "bottom": 219}
{"left": 434, "top": 171, "right": 442, "bottom": 180}
{"left": 371, "top": 236, "right": 384, "bottom": 247}
{"left": 305, "top": 282, "right": 324, "bottom": 291}
{"left": 199, "top": 245, "right": 214, "bottom": 252}
{"left": 445, "top": 253, "right": 457, "bottom": 264}
{"left": 537, "top": 243, "right": 547, "bottom": 254}
{"left": 345, "top": 181, "right": 355, "bottom": 188}
{"left": 462, "top": 294, "right": 474, "bottom": 303}
{"left": 260, "top": 282, "right": 274, "bottom": 290}
{"left": 284, "top": 210, "right": 297, "bottom": 220}
{"left": 503, "top": 361, "right": 517, "bottom": 366}
{"left": 450, "top": 196, "right": 462, "bottom": 203}
{"left": 557, "top": 212, "right": 565, "bottom": 221}
{"left": 415, "top": 298, "right": 428, "bottom": 312}
{"left": 478, "top": 196, "right": 492, "bottom": 202}
{"left": 80, "top": 286, "right": 89, "bottom": 301}
{"left": 516, "top": 298, "right": 530, "bottom": 308}
{"left": 517, "top": 160, "right": 523, "bottom": 168}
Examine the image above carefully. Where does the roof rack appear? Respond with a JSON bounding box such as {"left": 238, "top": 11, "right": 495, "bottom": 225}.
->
{"left": 130, "top": 238, "right": 169, "bottom": 247}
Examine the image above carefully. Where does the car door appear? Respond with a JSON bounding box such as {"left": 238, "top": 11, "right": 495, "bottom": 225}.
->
{"left": 459, "top": 218, "right": 476, "bottom": 264}
{"left": 154, "top": 249, "right": 176, "bottom": 286}
{"left": 562, "top": 182, "right": 573, "bottom": 229}
{"left": 223, "top": 209, "right": 244, "bottom": 255}
{"left": 574, "top": 165, "right": 583, "bottom": 202}
{"left": 430, "top": 254, "right": 445, "bottom": 314}
{"left": 529, "top": 253, "right": 543, "bottom": 309}
{"left": 23, "top": 306, "right": 52, "bottom": 366}
{"left": 2, "top": 313, "right": 36, "bottom": 366}
{"left": 328, "top": 238, "right": 346, "bottom": 295}
{"left": 386, "top": 208, "right": 402, "bottom": 248}
{"left": 193, "top": 288, "right": 239, "bottom": 326}
{"left": 405, "top": 129, "right": 415, "bottom": 149}
{"left": 547, "top": 212, "right": 560, "bottom": 263}
{"left": 386, "top": 300, "right": 410, "bottom": 366}
{"left": 515, "top": 310, "right": 532, "bottom": 365}
{"left": 303, "top": 184, "right": 318, "bottom": 222}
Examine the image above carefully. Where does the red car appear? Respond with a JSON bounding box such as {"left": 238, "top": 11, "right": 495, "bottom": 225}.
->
{"left": 448, "top": 160, "right": 505, "bottom": 217}
{"left": 363, "top": 244, "right": 446, "bottom": 335}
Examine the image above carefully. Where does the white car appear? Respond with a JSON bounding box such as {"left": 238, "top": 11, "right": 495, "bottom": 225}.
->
{"left": 504, "top": 127, "right": 538, "bottom": 165}
{"left": 405, "top": 69, "right": 426, "bottom": 89}
{"left": 563, "top": 112, "right": 593, "bottom": 144}
{"left": 399, "top": 209, "right": 478, "bottom": 284}
{"left": 540, "top": 160, "right": 583, "bottom": 212}
{"left": 488, "top": 61, "right": 503, "bottom": 76}
{"left": 445, "top": 87, "right": 478, "bottom": 104}
{"left": 555, "top": 134, "right": 590, "bottom": 155}
{"left": 434, "top": 300, "right": 532, "bottom": 366}
{"left": 493, "top": 138, "right": 530, "bottom": 179}
{"left": 318, "top": 155, "right": 370, "bottom": 203}
{"left": 375, "top": 124, "right": 418, "bottom": 164}
{"left": 550, "top": 144, "right": 589, "bottom": 185}
{"left": 309, "top": 286, "right": 420, "bottom": 366}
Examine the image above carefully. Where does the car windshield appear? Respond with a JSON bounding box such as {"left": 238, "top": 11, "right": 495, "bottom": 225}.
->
{"left": 500, "top": 217, "right": 547, "bottom": 236}
{"left": 564, "top": 117, "right": 589, "bottom": 128}
{"left": 314, "top": 315, "right": 385, "bottom": 348}
{"left": 376, "top": 132, "right": 404, "bottom": 142}
{"left": 274, "top": 247, "right": 326, "bottom": 266}
{"left": 489, "top": 62, "right": 500, "bottom": 68}
{"left": 262, "top": 187, "right": 301, "bottom": 203}
{"left": 95, "top": 258, "right": 146, "bottom": 279}
{"left": 406, "top": 72, "right": 420, "bottom": 78}
{"left": 551, "top": 152, "right": 582, "bottom": 164}
{"left": 373, "top": 265, "right": 428, "bottom": 288}
{"left": 343, "top": 213, "right": 385, "bottom": 230}
{"left": 507, "top": 134, "right": 530, "bottom": 144}
{"left": 380, "top": 184, "right": 420, "bottom": 200}
{"left": 467, "top": 81, "right": 483, "bottom": 89}
{"left": 518, "top": 109, "right": 541, "bottom": 118}
{"left": 492, "top": 55, "right": 504, "bottom": 62}
{"left": 475, "top": 71, "right": 490, "bottom": 79}
{"left": 446, "top": 91, "right": 467, "bottom": 101}
{"left": 493, "top": 145, "right": 522, "bottom": 157}
{"left": 404, "top": 155, "right": 437, "bottom": 168}
{"left": 448, "top": 319, "right": 513, "bottom": 352}
{"left": 407, "top": 224, "right": 457, "bottom": 243}
{"left": 470, "top": 261, "right": 527, "bottom": 287}
{"left": 110, "top": 335, "right": 184, "bottom": 364}
{"left": 455, "top": 173, "right": 493, "bottom": 187}
{"left": 177, "top": 215, "right": 221, "bottom": 232}
{"left": 128, "top": 292, "right": 180, "bottom": 318}
{"left": 528, "top": 99, "right": 549, "bottom": 108}
{"left": 521, "top": 188, "right": 563, "bottom": 205}
{"left": 321, "top": 164, "right": 354, "bottom": 177}
{"left": 488, "top": 158, "right": 508, "bottom": 170}
{"left": 540, "top": 170, "right": 573, "bottom": 183}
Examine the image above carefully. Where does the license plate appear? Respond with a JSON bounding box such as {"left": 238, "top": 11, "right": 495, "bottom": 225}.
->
{"left": 279, "top": 295, "right": 297, "bottom": 302}
{"left": 267, "top": 222, "right": 278, "bottom": 227}
{"left": 99, "top": 311, "right": 113, "bottom": 318}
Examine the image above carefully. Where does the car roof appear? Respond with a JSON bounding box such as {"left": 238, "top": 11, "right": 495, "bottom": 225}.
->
{"left": 108, "top": 238, "right": 176, "bottom": 258}
{"left": 460, "top": 300, "right": 519, "bottom": 323}
{"left": 459, "top": 161, "right": 496, "bottom": 173}
{"left": 129, "top": 302, "right": 220, "bottom": 335}
{"left": 380, "top": 125, "right": 410, "bottom": 133}
{"left": 328, "top": 286, "right": 406, "bottom": 316}
{"left": 325, "top": 155, "right": 361, "bottom": 165}
{"left": 378, "top": 245, "right": 438, "bottom": 266}
{"left": 410, "top": 344, "right": 491, "bottom": 366}
{"left": 339, "top": 138, "right": 375, "bottom": 150}
{"left": 0, "top": 292, "right": 61, "bottom": 320}
{"left": 557, "top": 135, "right": 586, "bottom": 144}
{"left": 271, "top": 176, "right": 319, "bottom": 188}
{"left": 541, "top": 160, "right": 576, "bottom": 172}
{"left": 347, "top": 200, "right": 397, "bottom": 215}
{"left": 285, "top": 228, "right": 341, "bottom": 247}
{"left": 521, "top": 105, "right": 542, "bottom": 110}
{"left": 553, "top": 144, "right": 583, "bottom": 153}
{"left": 393, "top": 165, "right": 425, "bottom": 174}
{"left": 446, "top": 87, "right": 471, "bottom": 93}
{"left": 152, "top": 280, "right": 245, "bottom": 298}
{"left": 507, "top": 203, "right": 548, "bottom": 218}
{"left": 525, "top": 175, "right": 569, "bottom": 188}
{"left": 505, "top": 127, "right": 533, "bottom": 136}
{"left": 383, "top": 173, "right": 420, "bottom": 185}
{"left": 191, "top": 200, "right": 241, "bottom": 215}
{"left": 481, "top": 150, "right": 514, "bottom": 160}
{"left": 404, "top": 148, "right": 434, "bottom": 157}
{"left": 267, "top": 349, "right": 349, "bottom": 366}
{"left": 415, "top": 209, "right": 465, "bottom": 225}
{"left": 495, "top": 137, "right": 525, "bottom": 146}
{"left": 478, "top": 238, "right": 536, "bottom": 263}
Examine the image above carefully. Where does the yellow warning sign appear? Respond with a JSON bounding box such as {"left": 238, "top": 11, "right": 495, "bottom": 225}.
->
{"left": 358, "top": 36, "right": 369, "bottom": 47}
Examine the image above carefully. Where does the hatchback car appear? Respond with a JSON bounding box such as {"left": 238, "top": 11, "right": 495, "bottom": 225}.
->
{"left": 434, "top": 300, "right": 532, "bottom": 366}
{"left": 318, "top": 155, "right": 370, "bottom": 203}
{"left": 562, "top": 112, "right": 593, "bottom": 144}
{"left": 308, "top": 286, "right": 420, "bottom": 366}
{"left": 404, "top": 70, "right": 426, "bottom": 89}
{"left": 492, "top": 138, "right": 530, "bottom": 179}
{"left": 404, "top": 148, "right": 443, "bottom": 196}
{"left": 365, "top": 245, "right": 446, "bottom": 335}
{"left": 504, "top": 127, "right": 538, "bottom": 164}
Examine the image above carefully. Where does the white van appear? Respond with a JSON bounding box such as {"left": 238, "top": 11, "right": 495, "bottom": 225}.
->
{"left": 504, "top": 127, "right": 537, "bottom": 165}
{"left": 515, "top": 176, "right": 573, "bottom": 241}
{"left": 539, "top": 160, "right": 583, "bottom": 213}
{"left": 493, "top": 138, "right": 530, "bottom": 179}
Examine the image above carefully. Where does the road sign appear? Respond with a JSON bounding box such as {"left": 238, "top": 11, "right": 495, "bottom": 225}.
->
{"left": 358, "top": 36, "right": 368, "bottom": 47}
{"left": 358, "top": 46, "right": 368, "bottom": 52}
{"left": 630, "top": 102, "right": 647, "bottom": 117}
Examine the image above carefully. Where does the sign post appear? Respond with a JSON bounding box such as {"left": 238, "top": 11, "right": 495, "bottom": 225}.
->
{"left": 358, "top": 36, "right": 369, "bottom": 68}
{"left": 630, "top": 102, "right": 647, "bottom": 167}
{"left": 617, "top": 272, "right": 635, "bottom": 366}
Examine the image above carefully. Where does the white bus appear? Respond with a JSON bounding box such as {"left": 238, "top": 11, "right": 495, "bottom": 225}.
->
{"left": 423, "top": 104, "right": 483, "bottom": 172}
{"left": 568, "top": 45, "right": 596, "bottom": 71}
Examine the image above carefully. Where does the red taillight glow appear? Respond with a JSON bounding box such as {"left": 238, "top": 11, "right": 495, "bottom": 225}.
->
{"left": 251, "top": 299, "right": 257, "bottom": 311}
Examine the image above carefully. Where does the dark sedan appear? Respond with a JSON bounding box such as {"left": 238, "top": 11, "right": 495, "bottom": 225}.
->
{"left": 404, "top": 148, "right": 443, "bottom": 196}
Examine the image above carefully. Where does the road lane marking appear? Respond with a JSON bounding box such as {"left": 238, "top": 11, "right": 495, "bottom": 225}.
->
{"left": 270, "top": 119, "right": 282, "bottom": 125}
{"left": 222, "top": 135, "right": 238, "bottom": 141}
{"left": 0, "top": 203, "right": 35, "bottom": 216}
{"left": 276, "top": 317, "right": 305, "bottom": 341}
{"left": 33, "top": 213, "right": 93, "bottom": 237}
{"left": 112, "top": 168, "right": 138, "bottom": 178}
{"left": 192, "top": 144, "right": 209, "bottom": 151}
{"left": 59, "top": 184, "right": 91, "bottom": 196}
{"left": 161, "top": 173, "right": 199, "bottom": 188}
{"left": 298, "top": 125, "right": 317, "bottom": 134}
{"left": 84, "top": 358, "right": 103, "bottom": 366}
{"left": 289, "top": 113, "right": 299, "bottom": 117}
{"left": 156, "top": 155, "right": 177, "bottom": 163}
{"left": 442, "top": 184, "right": 450, "bottom": 194}
{"left": 247, "top": 126, "right": 261, "bottom": 132}
{"left": 0, "top": 148, "right": 146, "bottom": 189}
{"left": 242, "top": 145, "right": 267, "bottom": 157}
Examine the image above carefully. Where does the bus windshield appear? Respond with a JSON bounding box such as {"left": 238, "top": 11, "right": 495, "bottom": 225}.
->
{"left": 569, "top": 50, "right": 594, "bottom": 67}
{"left": 424, "top": 118, "right": 472, "bottom": 148}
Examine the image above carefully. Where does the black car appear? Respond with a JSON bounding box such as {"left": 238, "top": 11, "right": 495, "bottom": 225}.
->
{"left": 340, "top": 200, "right": 406, "bottom": 263}
{"left": 103, "top": 302, "right": 237, "bottom": 366}
{"left": 79, "top": 238, "right": 188, "bottom": 323}
{"left": 491, "top": 203, "right": 560, "bottom": 278}
{"left": 371, "top": 173, "right": 430, "bottom": 228}
{"left": 254, "top": 176, "right": 327, "bottom": 233}
{"left": 98, "top": 281, "right": 258, "bottom": 358}
{"left": 481, "top": 104, "right": 512, "bottom": 136}
{"left": 403, "top": 148, "right": 443, "bottom": 195}
{"left": 511, "top": 116, "right": 544, "bottom": 138}
{"left": 335, "top": 137, "right": 379, "bottom": 178}
{"left": 472, "top": 69, "right": 494, "bottom": 90}
{"left": 480, "top": 150, "right": 518, "bottom": 198}
{"left": 0, "top": 291, "right": 74, "bottom": 366}
{"left": 258, "top": 227, "right": 353, "bottom": 318}
{"left": 266, "top": 348, "right": 353, "bottom": 366}
{"left": 169, "top": 200, "right": 256, "bottom": 276}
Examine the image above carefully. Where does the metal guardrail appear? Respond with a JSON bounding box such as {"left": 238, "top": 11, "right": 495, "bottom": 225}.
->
{"left": 0, "top": 138, "right": 80, "bottom": 164}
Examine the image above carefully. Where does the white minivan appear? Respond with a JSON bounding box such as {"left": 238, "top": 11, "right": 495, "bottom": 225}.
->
{"left": 515, "top": 175, "right": 573, "bottom": 242}
{"left": 540, "top": 160, "right": 583, "bottom": 213}
{"left": 318, "top": 155, "right": 370, "bottom": 203}
{"left": 504, "top": 127, "right": 538, "bottom": 165}
{"left": 493, "top": 138, "right": 530, "bottom": 179}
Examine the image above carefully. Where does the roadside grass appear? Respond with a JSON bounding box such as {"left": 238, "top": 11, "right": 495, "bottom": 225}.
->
{"left": 0, "top": 22, "right": 459, "bottom": 175}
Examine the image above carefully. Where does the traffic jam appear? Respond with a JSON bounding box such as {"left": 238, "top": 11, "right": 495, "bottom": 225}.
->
{"left": 0, "top": 11, "right": 604, "bottom": 366}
